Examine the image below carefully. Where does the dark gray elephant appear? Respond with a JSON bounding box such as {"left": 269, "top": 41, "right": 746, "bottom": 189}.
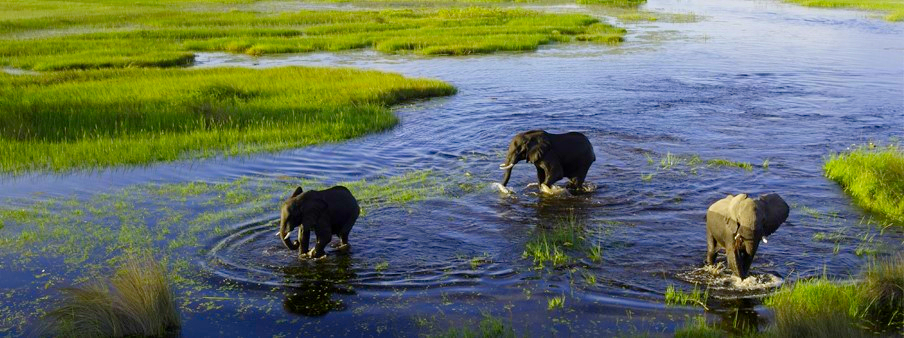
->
{"left": 278, "top": 186, "right": 360, "bottom": 259}
{"left": 499, "top": 130, "right": 595, "bottom": 193}
{"left": 706, "top": 193, "right": 789, "bottom": 279}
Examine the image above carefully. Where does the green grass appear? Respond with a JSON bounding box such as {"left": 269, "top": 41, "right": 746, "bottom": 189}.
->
{"left": 547, "top": 295, "right": 565, "bottom": 310}
{"left": 782, "top": 0, "right": 904, "bottom": 21}
{"left": 764, "top": 255, "right": 904, "bottom": 336}
{"left": 707, "top": 158, "right": 753, "bottom": 171}
{"left": 664, "top": 284, "right": 709, "bottom": 309}
{"left": 435, "top": 315, "right": 516, "bottom": 338}
{"left": 1, "top": 4, "right": 628, "bottom": 71}
{"left": 522, "top": 212, "right": 585, "bottom": 269}
{"left": 40, "top": 255, "right": 180, "bottom": 337}
{"left": 824, "top": 145, "right": 904, "bottom": 225}
{"left": 0, "top": 67, "right": 455, "bottom": 173}
{"left": 673, "top": 316, "right": 722, "bottom": 338}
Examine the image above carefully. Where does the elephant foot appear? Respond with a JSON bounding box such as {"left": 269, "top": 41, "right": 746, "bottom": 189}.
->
{"left": 491, "top": 183, "right": 514, "bottom": 195}
{"left": 539, "top": 184, "right": 567, "bottom": 195}
{"left": 335, "top": 243, "right": 350, "bottom": 252}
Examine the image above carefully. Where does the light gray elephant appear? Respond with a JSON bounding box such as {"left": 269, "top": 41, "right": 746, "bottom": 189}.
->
{"left": 706, "top": 193, "right": 789, "bottom": 279}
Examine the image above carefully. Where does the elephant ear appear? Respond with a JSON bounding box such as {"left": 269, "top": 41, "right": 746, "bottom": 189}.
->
{"left": 301, "top": 194, "right": 328, "bottom": 226}
{"left": 291, "top": 186, "right": 304, "bottom": 198}
{"left": 526, "top": 133, "right": 551, "bottom": 164}
{"left": 758, "top": 193, "right": 789, "bottom": 237}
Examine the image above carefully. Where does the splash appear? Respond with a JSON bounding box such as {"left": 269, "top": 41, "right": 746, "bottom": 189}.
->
{"left": 491, "top": 182, "right": 515, "bottom": 195}
{"left": 675, "top": 263, "right": 783, "bottom": 299}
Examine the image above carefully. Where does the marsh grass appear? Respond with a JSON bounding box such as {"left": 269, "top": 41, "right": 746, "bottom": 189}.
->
{"left": 707, "top": 159, "right": 753, "bottom": 171}
{"left": 0, "top": 67, "right": 455, "bottom": 173}
{"left": 40, "top": 255, "right": 180, "bottom": 337}
{"left": 436, "top": 314, "right": 516, "bottom": 338}
{"left": 782, "top": 0, "right": 904, "bottom": 21}
{"left": 664, "top": 284, "right": 709, "bottom": 310}
{"left": 522, "top": 212, "right": 585, "bottom": 269}
{"left": 1, "top": 4, "right": 627, "bottom": 71}
{"left": 824, "top": 145, "right": 904, "bottom": 225}
{"left": 673, "top": 316, "right": 721, "bottom": 338}
{"left": 547, "top": 295, "right": 565, "bottom": 310}
{"left": 765, "top": 255, "right": 904, "bottom": 335}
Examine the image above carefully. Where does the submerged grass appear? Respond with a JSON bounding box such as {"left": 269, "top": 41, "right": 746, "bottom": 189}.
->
{"left": 782, "top": 0, "right": 904, "bottom": 21}
{"left": 0, "top": 67, "right": 455, "bottom": 173}
{"left": 673, "top": 316, "right": 721, "bottom": 338}
{"left": 764, "top": 254, "right": 904, "bottom": 336}
{"left": 40, "top": 255, "right": 180, "bottom": 337}
{"left": 522, "top": 212, "right": 585, "bottom": 269}
{"left": 1, "top": 3, "right": 627, "bottom": 71}
{"left": 824, "top": 145, "right": 904, "bottom": 225}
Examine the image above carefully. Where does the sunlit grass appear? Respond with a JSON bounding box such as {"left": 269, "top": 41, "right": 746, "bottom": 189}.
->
{"left": 782, "top": 0, "right": 904, "bottom": 21}
{"left": 1, "top": 4, "right": 627, "bottom": 71}
{"left": 707, "top": 158, "right": 753, "bottom": 171}
{"left": 664, "top": 284, "right": 709, "bottom": 309}
{"left": 764, "top": 255, "right": 904, "bottom": 335}
{"left": 522, "top": 213, "right": 585, "bottom": 269}
{"left": 0, "top": 67, "right": 455, "bottom": 173}
{"left": 824, "top": 145, "right": 904, "bottom": 225}
{"left": 40, "top": 255, "right": 180, "bottom": 337}
{"left": 547, "top": 295, "right": 565, "bottom": 310}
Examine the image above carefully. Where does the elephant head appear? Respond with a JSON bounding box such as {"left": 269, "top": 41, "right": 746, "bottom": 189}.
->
{"left": 499, "top": 130, "right": 550, "bottom": 186}
{"left": 726, "top": 193, "right": 790, "bottom": 278}
{"left": 278, "top": 186, "right": 306, "bottom": 250}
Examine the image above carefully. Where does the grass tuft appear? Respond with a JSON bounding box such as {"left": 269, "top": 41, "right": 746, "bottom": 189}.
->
{"left": 665, "top": 284, "right": 709, "bottom": 309}
{"left": 674, "top": 315, "right": 722, "bottom": 338}
{"left": 782, "top": 0, "right": 904, "bottom": 22}
{"left": 40, "top": 255, "right": 180, "bottom": 337}
{"left": 707, "top": 158, "right": 753, "bottom": 171}
{"left": 861, "top": 254, "right": 904, "bottom": 328}
{"left": 522, "top": 212, "right": 585, "bottom": 269}
{"left": 824, "top": 145, "right": 904, "bottom": 225}
{"left": 547, "top": 295, "right": 565, "bottom": 310}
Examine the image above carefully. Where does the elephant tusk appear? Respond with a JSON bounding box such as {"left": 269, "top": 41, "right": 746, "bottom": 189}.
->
{"left": 762, "top": 236, "right": 768, "bottom": 244}
{"left": 499, "top": 163, "right": 514, "bottom": 170}
{"left": 283, "top": 232, "right": 292, "bottom": 240}
{"left": 734, "top": 233, "right": 741, "bottom": 240}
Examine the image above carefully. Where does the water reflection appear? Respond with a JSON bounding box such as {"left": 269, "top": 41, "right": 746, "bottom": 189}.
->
{"left": 280, "top": 255, "right": 356, "bottom": 317}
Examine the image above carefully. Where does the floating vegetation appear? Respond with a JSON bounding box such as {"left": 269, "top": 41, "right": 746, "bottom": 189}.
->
{"left": 0, "top": 67, "right": 455, "bottom": 173}
{"left": 824, "top": 144, "right": 904, "bottom": 225}
{"left": 39, "top": 255, "right": 180, "bottom": 337}
{"left": 0, "top": 4, "right": 628, "bottom": 71}
{"left": 664, "top": 284, "right": 709, "bottom": 310}
{"left": 642, "top": 151, "right": 761, "bottom": 180}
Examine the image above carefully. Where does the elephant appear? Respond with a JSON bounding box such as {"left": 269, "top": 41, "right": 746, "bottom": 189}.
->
{"left": 705, "top": 193, "right": 789, "bottom": 279}
{"left": 498, "top": 130, "right": 595, "bottom": 193}
{"left": 278, "top": 186, "right": 360, "bottom": 259}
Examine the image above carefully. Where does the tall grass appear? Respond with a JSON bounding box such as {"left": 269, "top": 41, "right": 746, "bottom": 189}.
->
{"left": 664, "top": 284, "right": 709, "bottom": 309}
{"left": 1, "top": 4, "right": 627, "bottom": 70}
{"left": 782, "top": 0, "right": 904, "bottom": 21}
{"left": 824, "top": 145, "right": 904, "bottom": 225}
{"left": 764, "top": 254, "right": 904, "bottom": 336}
{"left": 40, "top": 255, "right": 180, "bottom": 337}
{"left": 0, "top": 67, "right": 455, "bottom": 173}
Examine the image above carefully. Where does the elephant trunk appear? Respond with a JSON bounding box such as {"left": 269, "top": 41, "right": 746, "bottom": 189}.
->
{"left": 499, "top": 151, "right": 520, "bottom": 186}
{"left": 279, "top": 218, "right": 299, "bottom": 250}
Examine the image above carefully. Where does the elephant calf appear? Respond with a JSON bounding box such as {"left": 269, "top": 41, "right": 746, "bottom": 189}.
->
{"left": 278, "top": 186, "right": 360, "bottom": 259}
{"left": 705, "top": 193, "right": 789, "bottom": 279}
{"left": 499, "top": 130, "right": 595, "bottom": 194}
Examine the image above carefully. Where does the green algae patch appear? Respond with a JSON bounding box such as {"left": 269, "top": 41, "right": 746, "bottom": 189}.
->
{"left": 1, "top": 5, "right": 628, "bottom": 71}
{"left": 0, "top": 67, "right": 455, "bottom": 174}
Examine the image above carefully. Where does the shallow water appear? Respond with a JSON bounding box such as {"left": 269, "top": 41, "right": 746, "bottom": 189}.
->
{"left": 2, "top": 0, "right": 903, "bottom": 335}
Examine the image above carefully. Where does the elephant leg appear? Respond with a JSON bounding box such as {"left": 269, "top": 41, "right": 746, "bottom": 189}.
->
{"left": 311, "top": 235, "right": 330, "bottom": 259}
{"left": 725, "top": 245, "right": 742, "bottom": 278}
{"left": 535, "top": 167, "right": 546, "bottom": 186}
{"left": 706, "top": 233, "right": 717, "bottom": 266}
{"left": 299, "top": 227, "right": 311, "bottom": 258}
{"left": 335, "top": 232, "right": 351, "bottom": 252}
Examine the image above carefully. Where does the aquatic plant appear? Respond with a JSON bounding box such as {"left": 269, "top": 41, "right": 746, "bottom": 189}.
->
{"left": 40, "top": 255, "right": 180, "bottom": 337}
{"left": 435, "top": 315, "right": 516, "bottom": 338}
{"left": 0, "top": 67, "right": 455, "bottom": 173}
{"left": 824, "top": 145, "right": 904, "bottom": 225}
{"left": 522, "top": 213, "right": 585, "bottom": 269}
{"left": 673, "top": 316, "right": 721, "bottom": 338}
{"left": 782, "top": 0, "right": 904, "bottom": 21}
{"left": 0, "top": 4, "right": 627, "bottom": 71}
{"left": 707, "top": 159, "right": 753, "bottom": 171}
{"left": 547, "top": 295, "right": 565, "bottom": 310}
{"left": 664, "top": 284, "right": 709, "bottom": 310}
